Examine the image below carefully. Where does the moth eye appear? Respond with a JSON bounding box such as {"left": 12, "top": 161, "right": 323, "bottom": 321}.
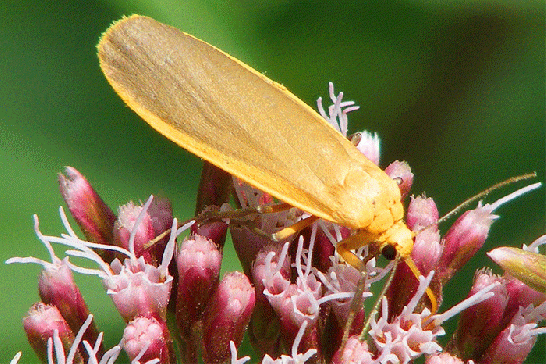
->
{"left": 381, "top": 244, "right": 397, "bottom": 261}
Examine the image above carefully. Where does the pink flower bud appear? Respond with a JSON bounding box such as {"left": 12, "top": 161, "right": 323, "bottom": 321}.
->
{"left": 114, "top": 201, "right": 156, "bottom": 260}
{"left": 425, "top": 353, "right": 466, "bottom": 364}
{"left": 438, "top": 205, "right": 497, "bottom": 283}
{"left": 58, "top": 167, "right": 116, "bottom": 260}
{"left": 413, "top": 228, "right": 442, "bottom": 274}
{"left": 332, "top": 336, "right": 373, "bottom": 364}
{"left": 452, "top": 270, "right": 508, "bottom": 360}
{"left": 202, "top": 272, "right": 255, "bottom": 364}
{"left": 123, "top": 316, "right": 173, "bottom": 364}
{"left": 175, "top": 235, "right": 221, "bottom": 335}
{"left": 195, "top": 161, "right": 232, "bottom": 214}
{"left": 23, "top": 303, "right": 81, "bottom": 363}
{"left": 407, "top": 196, "right": 439, "bottom": 231}
{"left": 385, "top": 160, "right": 414, "bottom": 199}
{"left": 38, "top": 258, "right": 101, "bottom": 356}
{"left": 480, "top": 305, "right": 542, "bottom": 364}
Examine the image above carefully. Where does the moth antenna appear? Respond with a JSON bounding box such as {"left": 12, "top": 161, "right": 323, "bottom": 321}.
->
{"left": 143, "top": 204, "right": 270, "bottom": 250}
{"left": 340, "top": 273, "right": 367, "bottom": 349}
{"left": 143, "top": 217, "right": 195, "bottom": 250}
{"left": 359, "top": 261, "right": 398, "bottom": 341}
{"left": 437, "top": 172, "right": 537, "bottom": 225}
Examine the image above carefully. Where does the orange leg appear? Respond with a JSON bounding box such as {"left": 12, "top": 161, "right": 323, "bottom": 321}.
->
{"left": 336, "top": 231, "right": 438, "bottom": 315}
{"left": 336, "top": 230, "right": 382, "bottom": 271}
{"left": 273, "top": 215, "right": 319, "bottom": 241}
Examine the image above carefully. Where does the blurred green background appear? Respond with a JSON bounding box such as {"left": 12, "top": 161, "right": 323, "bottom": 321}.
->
{"left": 1, "top": 0, "right": 544, "bottom": 362}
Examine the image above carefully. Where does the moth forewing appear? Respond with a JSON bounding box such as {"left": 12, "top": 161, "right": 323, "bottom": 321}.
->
{"left": 97, "top": 16, "right": 420, "bottom": 307}
{"left": 98, "top": 15, "right": 406, "bottom": 232}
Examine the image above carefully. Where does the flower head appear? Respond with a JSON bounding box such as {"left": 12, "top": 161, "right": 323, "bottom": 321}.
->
{"left": 7, "top": 84, "right": 544, "bottom": 364}
{"left": 368, "top": 274, "right": 444, "bottom": 363}
{"left": 6, "top": 214, "right": 102, "bottom": 357}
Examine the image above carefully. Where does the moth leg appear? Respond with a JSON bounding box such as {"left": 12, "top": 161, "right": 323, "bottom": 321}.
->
{"left": 337, "top": 230, "right": 382, "bottom": 349}
{"left": 337, "top": 233, "right": 439, "bottom": 314}
{"left": 257, "top": 202, "right": 292, "bottom": 214}
{"left": 336, "top": 230, "right": 381, "bottom": 271}
{"left": 273, "top": 215, "right": 320, "bottom": 241}
{"left": 195, "top": 202, "right": 290, "bottom": 226}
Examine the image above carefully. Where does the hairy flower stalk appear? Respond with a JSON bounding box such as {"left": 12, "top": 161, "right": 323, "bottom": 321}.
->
{"left": 7, "top": 84, "right": 544, "bottom": 364}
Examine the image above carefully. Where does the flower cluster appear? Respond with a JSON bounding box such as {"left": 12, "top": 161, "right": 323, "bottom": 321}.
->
{"left": 7, "top": 84, "right": 545, "bottom": 364}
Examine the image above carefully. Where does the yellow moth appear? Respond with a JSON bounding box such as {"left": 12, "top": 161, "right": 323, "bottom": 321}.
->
{"left": 98, "top": 15, "right": 433, "bottom": 309}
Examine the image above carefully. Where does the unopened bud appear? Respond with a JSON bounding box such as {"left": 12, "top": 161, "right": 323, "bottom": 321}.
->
{"left": 38, "top": 259, "right": 101, "bottom": 356}
{"left": 23, "top": 303, "right": 82, "bottom": 364}
{"left": 175, "top": 235, "right": 222, "bottom": 335}
{"left": 123, "top": 316, "right": 173, "bottom": 364}
{"left": 438, "top": 206, "right": 497, "bottom": 283}
{"left": 407, "top": 196, "right": 439, "bottom": 231}
{"left": 58, "top": 167, "right": 116, "bottom": 261}
{"left": 332, "top": 336, "right": 373, "bottom": 364}
{"left": 385, "top": 160, "right": 413, "bottom": 199}
{"left": 202, "top": 272, "right": 255, "bottom": 364}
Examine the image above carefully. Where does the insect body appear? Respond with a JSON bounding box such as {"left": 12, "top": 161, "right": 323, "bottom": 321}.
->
{"left": 98, "top": 15, "right": 423, "bottom": 304}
